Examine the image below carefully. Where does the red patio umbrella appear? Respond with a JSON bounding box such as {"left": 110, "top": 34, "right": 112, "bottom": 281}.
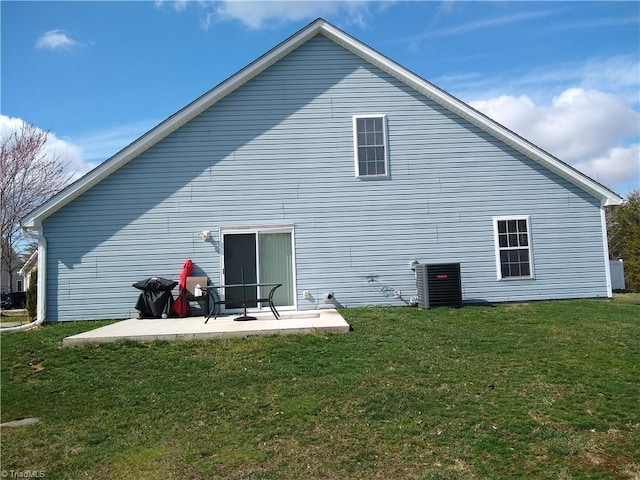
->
{"left": 172, "top": 259, "right": 193, "bottom": 317}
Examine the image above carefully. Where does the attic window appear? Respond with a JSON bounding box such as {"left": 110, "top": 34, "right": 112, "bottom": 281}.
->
{"left": 353, "top": 115, "right": 388, "bottom": 178}
{"left": 493, "top": 216, "right": 534, "bottom": 280}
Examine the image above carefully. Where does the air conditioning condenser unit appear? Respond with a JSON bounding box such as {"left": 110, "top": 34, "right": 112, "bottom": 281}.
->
{"left": 415, "top": 263, "right": 462, "bottom": 308}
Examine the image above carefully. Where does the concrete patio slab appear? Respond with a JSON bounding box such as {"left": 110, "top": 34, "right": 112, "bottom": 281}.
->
{"left": 63, "top": 309, "right": 350, "bottom": 346}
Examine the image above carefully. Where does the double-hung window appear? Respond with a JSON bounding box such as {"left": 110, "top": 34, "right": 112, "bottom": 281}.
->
{"left": 493, "top": 216, "right": 534, "bottom": 280}
{"left": 353, "top": 115, "right": 388, "bottom": 178}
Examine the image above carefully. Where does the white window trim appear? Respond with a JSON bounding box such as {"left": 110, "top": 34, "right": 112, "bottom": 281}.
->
{"left": 492, "top": 215, "right": 535, "bottom": 281}
{"left": 353, "top": 114, "right": 389, "bottom": 178}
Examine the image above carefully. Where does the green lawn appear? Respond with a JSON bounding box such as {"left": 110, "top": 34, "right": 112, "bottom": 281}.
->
{"left": 1, "top": 298, "right": 638, "bottom": 479}
{"left": 0, "top": 310, "right": 30, "bottom": 325}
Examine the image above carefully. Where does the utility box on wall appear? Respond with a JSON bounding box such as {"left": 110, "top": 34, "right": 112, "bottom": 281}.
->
{"left": 609, "top": 260, "right": 626, "bottom": 291}
{"left": 415, "top": 263, "right": 462, "bottom": 308}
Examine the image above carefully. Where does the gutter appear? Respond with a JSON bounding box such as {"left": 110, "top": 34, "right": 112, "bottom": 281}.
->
{"left": 0, "top": 225, "right": 47, "bottom": 333}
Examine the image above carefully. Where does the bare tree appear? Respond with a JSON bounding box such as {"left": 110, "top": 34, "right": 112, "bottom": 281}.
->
{"left": 1, "top": 122, "right": 73, "bottom": 292}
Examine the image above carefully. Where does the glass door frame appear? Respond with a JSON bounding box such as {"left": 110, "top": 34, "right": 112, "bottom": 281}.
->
{"left": 219, "top": 224, "right": 297, "bottom": 314}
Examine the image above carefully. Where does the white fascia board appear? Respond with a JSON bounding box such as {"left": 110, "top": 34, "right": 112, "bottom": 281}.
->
{"left": 320, "top": 22, "right": 623, "bottom": 207}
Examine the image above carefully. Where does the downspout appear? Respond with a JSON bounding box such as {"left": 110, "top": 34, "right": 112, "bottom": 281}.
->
{"left": 0, "top": 224, "right": 47, "bottom": 333}
{"left": 600, "top": 204, "right": 613, "bottom": 298}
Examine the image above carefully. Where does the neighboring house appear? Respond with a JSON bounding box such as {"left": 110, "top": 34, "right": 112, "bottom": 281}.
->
{"left": 1, "top": 244, "right": 25, "bottom": 293}
{"left": 20, "top": 19, "right": 623, "bottom": 322}
{"left": 18, "top": 250, "right": 38, "bottom": 292}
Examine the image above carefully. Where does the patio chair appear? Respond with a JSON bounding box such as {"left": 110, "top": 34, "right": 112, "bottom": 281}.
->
{"left": 178, "top": 276, "right": 209, "bottom": 318}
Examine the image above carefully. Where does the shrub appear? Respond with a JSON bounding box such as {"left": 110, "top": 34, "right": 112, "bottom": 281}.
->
{"left": 26, "top": 269, "right": 37, "bottom": 321}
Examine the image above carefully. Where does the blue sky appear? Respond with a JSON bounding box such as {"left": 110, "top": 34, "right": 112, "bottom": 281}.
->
{"left": 2, "top": 1, "right": 639, "bottom": 196}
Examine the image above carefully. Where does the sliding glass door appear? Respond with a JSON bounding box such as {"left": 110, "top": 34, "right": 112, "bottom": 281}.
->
{"left": 222, "top": 227, "right": 294, "bottom": 311}
{"left": 222, "top": 233, "right": 257, "bottom": 309}
{"left": 258, "top": 232, "right": 293, "bottom": 306}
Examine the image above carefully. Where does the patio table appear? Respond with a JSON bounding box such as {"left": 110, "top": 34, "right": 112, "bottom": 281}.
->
{"left": 202, "top": 283, "right": 282, "bottom": 323}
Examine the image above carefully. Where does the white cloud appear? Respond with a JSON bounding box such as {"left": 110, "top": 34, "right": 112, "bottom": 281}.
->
{"left": 212, "top": 1, "right": 326, "bottom": 29}
{"left": 47, "top": 138, "right": 87, "bottom": 181}
{"left": 471, "top": 88, "right": 638, "bottom": 160}
{"left": 154, "top": 0, "right": 188, "bottom": 12}
{"left": 199, "top": 0, "right": 373, "bottom": 30}
{"left": 574, "top": 144, "right": 639, "bottom": 191}
{"left": 396, "top": 8, "right": 557, "bottom": 47}
{"left": 73, "top": 120, "right": 157, "bottom": 164}
{"left": 0, "top": 115, "right": 85, "bottom": 180}
{"left": 0, "top": 116, "right": 158, "bottom": 183}
{"left": 439, "top": 55, "right": 640, "bottom": 112}
{"left": 471, "top": 88, "right": 639, "bottom": 195}
{"left": 433, "top": 9, "right": 556, "bottom": 37}
{"left": 581, "top": 55, "right": 640, "bottom": 107}
{"left": 35, "top": 29, "right": 80, "bottom": 51}
{"left": 174, "top": 0, "right": 189, "bottom": 12}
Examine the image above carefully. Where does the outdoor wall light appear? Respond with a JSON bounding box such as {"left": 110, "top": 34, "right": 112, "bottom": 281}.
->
{"left": 410, "top": 260, "right": 420, "bottom": 271}
{"left": 197, "top": 230, "right": 211, "bottom": 241}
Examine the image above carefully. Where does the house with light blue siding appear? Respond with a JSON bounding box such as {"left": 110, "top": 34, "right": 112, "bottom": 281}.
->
{"left": 20, "top": 19, "right": 623, "bottom": 322}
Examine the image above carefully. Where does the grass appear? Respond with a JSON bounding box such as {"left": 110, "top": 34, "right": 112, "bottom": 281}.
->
{"left": 614, "top": 291, "right": 640, "bottom": 304}
{"left": 0, "top": 310, "right": 30, "bottom": 324}
{"left": 1, "top": 298, "right": 639, "bottom": 479}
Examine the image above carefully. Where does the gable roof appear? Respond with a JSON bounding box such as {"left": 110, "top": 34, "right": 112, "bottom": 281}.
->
{"left": 21, "top": 18, "right": 622, "bottom": 229}
{"left": 18, "top": 250, "right": 38, "bottom": 277}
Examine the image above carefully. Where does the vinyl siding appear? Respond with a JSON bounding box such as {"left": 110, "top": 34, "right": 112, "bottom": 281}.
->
{"left": 43, "top": 35, "right": 609, "bottom": 321}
